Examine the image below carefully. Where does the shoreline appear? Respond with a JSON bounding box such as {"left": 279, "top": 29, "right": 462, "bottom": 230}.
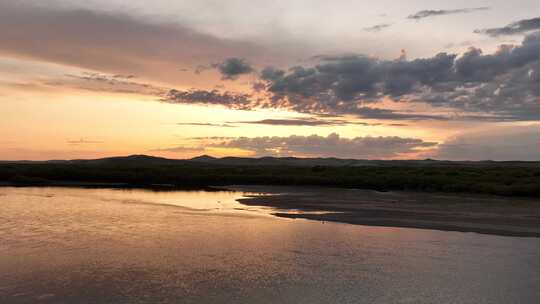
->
{"left": 228, "top": 185, "right": 540, "bottom": 238}
{"left": 2, "top": 183, "right": 540, "bottom": 237}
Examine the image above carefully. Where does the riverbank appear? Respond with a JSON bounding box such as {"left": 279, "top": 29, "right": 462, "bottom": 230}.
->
{"left": 228, "top": 186, "right": 540, "bottom": 237}
{"left": 0, "top": 181, "right": 221, "bottom": 191}
{"left": 2, "top": 181, "right": 540, "bottom": 237}
{"left": 2, "top": 155, "right": 540, "bottom": 197}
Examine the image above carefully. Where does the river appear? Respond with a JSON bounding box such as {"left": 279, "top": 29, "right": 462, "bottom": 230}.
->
{"left": 1, "top": 187, "right": 539, "bottom": 303}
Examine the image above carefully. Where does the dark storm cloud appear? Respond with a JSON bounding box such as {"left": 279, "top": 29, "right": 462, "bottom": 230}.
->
{"left": 474, "top": 17, "right": 540, "bottom": 37}
{"left": 364, "top": 24, "right": 392, "bottom": 32}
{"left": 211, "top": 133, "right": 437, "bottom": 158}
{"left": 164, "top": 89, "right": 253, "bottom": 109}
{"left": 407, "top": 7, "right": 490, "bottom": 20}
{"left": 212, "top": 58, "right": 254, "bottom": 80}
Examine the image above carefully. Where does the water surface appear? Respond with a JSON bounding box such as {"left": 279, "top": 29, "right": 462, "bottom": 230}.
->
{"left": 1, "top": 187, "right": 539, "bottom": 303}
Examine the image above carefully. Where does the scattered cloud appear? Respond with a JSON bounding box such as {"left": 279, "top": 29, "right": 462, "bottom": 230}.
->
{"left": 257, "top": 32, "right": 540, "bottom": 121}
{"left": 164, "top": 89, "right": 253, "bottom": 109}
{"left": 75, "top": 31, "right": 535, "bottom": 123}
{"left": 194, "top": 64, "right": 212, "bottom": 75}
{"left": 3, "top": 1, "right": 537, "bottom": 124}
{"left": 150, "top": 146, "right": 205, "bottom": 154}
{"left": 259, "top": 54, "right": 456, "bottom": 106}
{"left": 229, "top": 118, "right": 344, "bottom": 126}
{"left": 475, "top": 17, "right": 540, "bottom": 37}
{"left": 434, "top": 125, "right": 540, "bottom": 161}
{"left": 229, "top": 118, "right": 400, "bottom": 127}
{"left": 407, "top": 7, "right": 490, "bottom": 20}
{"left": 212, "top": 57, "right": 254, "bottom": 80}
{"left": 210, "top": 133, "right": 437, "bottom": 159}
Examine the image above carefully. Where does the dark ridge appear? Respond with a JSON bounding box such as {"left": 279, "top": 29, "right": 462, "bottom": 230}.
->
{"left": 190, "top": 155, "right": 217, "bottom": 162}
{"left": 1, "top": 155, "right": 540, "bottom": 197}
{"left": 3, "top": 154, "right": 540, "bottom": 167}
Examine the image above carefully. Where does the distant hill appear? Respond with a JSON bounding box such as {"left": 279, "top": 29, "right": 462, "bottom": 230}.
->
{"left": 188, "top": 155, "right": 365, "bottom": 167}
{"left": 70, "top": 154, "right": 187, "bottom": 166}
{"left": 2, "top": 154, "right": 540, "bottom": 167}
{"left": 2, "top": 154, "right": 540, "bottom": 197}
{"left": 188, "top": 155, "right": 540, "bottom": 168}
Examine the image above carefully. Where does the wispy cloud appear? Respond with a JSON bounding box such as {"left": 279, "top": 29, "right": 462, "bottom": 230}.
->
{"left": 67, "top": 138, "right": 104, "bottom": 145}
{"left": 62, "top": 72, "right": 166, "bottom": 95}
{"left": 177, "top": 122, "right": 237, "bottom": 128}
{"left": 150, "top": 146, "right": 205, "bottom": 154}
{"left": 408, "top": 7, "right": 490, "bottom": 20}
{"left": 228, "top": 118, "right": 392, "bottom": 127}
{"left": 364, "top": 24, "right": 392, "bottom": 32}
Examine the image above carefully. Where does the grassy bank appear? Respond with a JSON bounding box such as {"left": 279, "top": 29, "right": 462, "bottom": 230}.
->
{"left": 2, "top": 156, "right": 540, "bottom": 197}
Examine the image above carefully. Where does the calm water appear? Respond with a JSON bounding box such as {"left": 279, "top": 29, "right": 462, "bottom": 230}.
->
{"left": 1, "top": 187, "right": 539, "bottom": 304}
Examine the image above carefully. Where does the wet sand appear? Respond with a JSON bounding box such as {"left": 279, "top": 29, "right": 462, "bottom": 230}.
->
{"left": 228, "top": 186, "right": 540, "bottom": 237}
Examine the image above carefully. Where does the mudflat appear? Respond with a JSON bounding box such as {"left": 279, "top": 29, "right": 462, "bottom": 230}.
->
{"left": 229, "top": 186, "right": 540, "bottom": 237}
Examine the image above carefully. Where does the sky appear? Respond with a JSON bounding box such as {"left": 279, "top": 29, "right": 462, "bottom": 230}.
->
{"left": 2, "top": 0, "right": 540, "bottom": 160}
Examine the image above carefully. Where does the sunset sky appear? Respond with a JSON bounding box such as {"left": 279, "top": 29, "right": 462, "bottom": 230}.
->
{"left": 2, "top": 0, "right": 540, "bottom": 160}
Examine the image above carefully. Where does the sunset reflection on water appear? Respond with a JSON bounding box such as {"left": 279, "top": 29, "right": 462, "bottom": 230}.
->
{"left": 1, "top": 187, "right": 539, "bottom": 304}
